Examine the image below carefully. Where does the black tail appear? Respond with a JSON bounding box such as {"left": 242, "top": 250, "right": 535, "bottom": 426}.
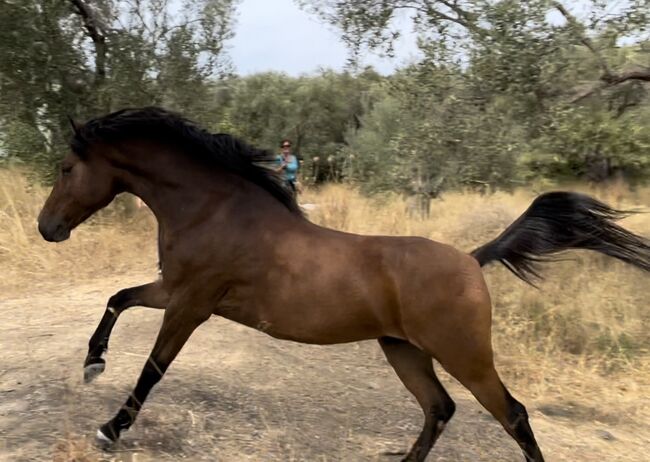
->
{"left": 471, "top": 191, "right": 650, "bottom": 285}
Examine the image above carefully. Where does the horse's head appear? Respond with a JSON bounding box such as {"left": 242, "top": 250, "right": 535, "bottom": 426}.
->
{"left": 38, "top": 124, "right": 121, "bottom": 242}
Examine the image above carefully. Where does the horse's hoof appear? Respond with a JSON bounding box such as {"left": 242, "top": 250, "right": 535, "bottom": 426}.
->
{"left": 95, "top": 427, "right": 119, "bottom": 450}
{"left": 96, "top": 428, "right": 114, "bottom": 443}
{"left": 96, "top": 420, "right": 123, "bottom": 446}
{"left": 84, "top": 360, "right": 106, "bottom": 383}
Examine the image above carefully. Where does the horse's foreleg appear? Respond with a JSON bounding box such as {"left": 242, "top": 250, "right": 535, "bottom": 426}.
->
{"left": 84, "top": 281, "right": 169, "bottom": 383}
{"left": 96, "top": 301, "right": 209, "bottom": 443}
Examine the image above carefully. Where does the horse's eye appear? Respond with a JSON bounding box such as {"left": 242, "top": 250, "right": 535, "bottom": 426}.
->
{"left": 61, "top": 165, "right": 73, "bottom": 176}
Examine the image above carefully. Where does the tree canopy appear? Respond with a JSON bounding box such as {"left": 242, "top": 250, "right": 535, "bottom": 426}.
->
{"left": 1, "top": 0, "right": 649, "bottom": 192}
{"left": 0, "top": 0, "right": 236, "bottom": 178}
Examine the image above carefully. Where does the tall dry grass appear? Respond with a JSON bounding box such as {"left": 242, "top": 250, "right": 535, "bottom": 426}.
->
{"left": 0, "top": 168, "right": 158, "bottom": 293}
{"left": 2, "top": 168, "right": 649, "bottom": 426}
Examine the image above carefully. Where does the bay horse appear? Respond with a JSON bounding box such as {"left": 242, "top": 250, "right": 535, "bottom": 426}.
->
{"left": 37, "top": 107, "right": 649, "bottom": 462}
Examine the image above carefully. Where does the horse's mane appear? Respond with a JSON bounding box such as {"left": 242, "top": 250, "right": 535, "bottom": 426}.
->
{"left": 71, "top": 106, "right": 302, "bottom": 216}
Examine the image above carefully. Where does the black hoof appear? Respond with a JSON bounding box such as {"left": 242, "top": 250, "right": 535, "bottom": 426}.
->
{"left": 84, "top": 358, "right": 106, "bottom": 383}
{"left": 96, "top": 421, "right": 120, "bottom": 446}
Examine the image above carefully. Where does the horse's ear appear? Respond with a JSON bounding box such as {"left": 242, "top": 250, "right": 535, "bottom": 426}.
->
{"left": 67, "top": 115, "right": 79, "bottom": 135}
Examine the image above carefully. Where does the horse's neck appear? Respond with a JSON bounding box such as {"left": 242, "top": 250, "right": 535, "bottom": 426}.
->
{"left": 114, "top": 148, "right": 287, "bottom": 235}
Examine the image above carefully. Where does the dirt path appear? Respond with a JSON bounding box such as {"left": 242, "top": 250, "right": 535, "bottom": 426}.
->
{"left": 1, "top": 274, "right": 646, "bottom": 461}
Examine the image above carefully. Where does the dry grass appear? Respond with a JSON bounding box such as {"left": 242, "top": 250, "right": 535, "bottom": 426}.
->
{"left": 0, "top": 169, "right": 158, "bottom": 293}
{"left": 2, "top": 168, "right": 649, "bottom": 460}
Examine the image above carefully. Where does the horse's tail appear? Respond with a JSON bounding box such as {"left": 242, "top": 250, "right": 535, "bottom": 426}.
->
{"left": 470, "top": 191, "right": 650, "bottom": 285}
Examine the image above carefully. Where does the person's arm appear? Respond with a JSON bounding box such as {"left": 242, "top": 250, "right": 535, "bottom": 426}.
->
{"left": 273, "top": 155, "right": 286, "bottom": 172}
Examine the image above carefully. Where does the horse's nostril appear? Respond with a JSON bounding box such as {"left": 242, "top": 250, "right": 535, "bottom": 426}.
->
{"left": 38, "top": 220, "right": 70, "bottom": 242}
{"left": 38, "top": 221, "right": 51, "bottom": 240}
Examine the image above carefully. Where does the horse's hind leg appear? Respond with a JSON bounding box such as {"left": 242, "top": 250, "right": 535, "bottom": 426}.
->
{"left": 84, "top": 281, "right": 169, "bottom": 382}
{"left": 379, "top": 337, "right": 455, "bottom": 462}
{"left": 418, "top": 289, "right": 544, "bottom": 461}
{"left": 448, "top": 362, "right": 544, "bottom": 462}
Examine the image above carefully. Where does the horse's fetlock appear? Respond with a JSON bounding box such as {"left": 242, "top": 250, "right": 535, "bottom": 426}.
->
{"left": 429, "top": 398, "right": 455, "bottom": 423}
{"left": 442, "top": 399, "right": 456, "bottom": 422}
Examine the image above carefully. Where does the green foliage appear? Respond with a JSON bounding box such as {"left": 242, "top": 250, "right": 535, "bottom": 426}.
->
{"left": 213, "top": 69, "right": 383, "bottom": 181}
{"left": 0, "top": 120, "right": 48, "bottom": 166}
{"left": 525, "top": 104, "right": 650, "bottom": 181}
{"left": 299, "top": 0, "right": 650, "bottom": 193}
{"left": 0, "top": 0, "right": 236, "bottom": 180}
{"left": 1, "top": 0, "right": 649, "bottom": 192}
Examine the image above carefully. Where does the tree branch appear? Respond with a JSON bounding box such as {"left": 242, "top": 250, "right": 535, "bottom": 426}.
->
{"left": 422, "top": 0, "right": 486, "bottom": 35}
{"left": 437, "top": 0, "right": 476, "bottom": 24}
{"left": 603, "top": 69, "right": 650, "bottom": 85}
{"left": 554, "top": 2, "right": 613, "bottom": 79}
{"left": 69, "top": 0, "right": 107, "bottom": 88}
{"left": 571, "top": 69, "right": 650, "bottom": 103}
{"left": 69, "top": 0, "right": 107, "bottom": 39}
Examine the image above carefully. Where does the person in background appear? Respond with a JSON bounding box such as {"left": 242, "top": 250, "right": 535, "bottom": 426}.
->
{"left": 276, "top": 138, "right": 299, "bottom": 194}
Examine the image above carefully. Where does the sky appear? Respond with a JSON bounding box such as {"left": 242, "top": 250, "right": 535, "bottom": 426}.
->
{"left": 225, "top": 0, "right": 637, "bottom": 76}
{"left": 227, "top": 0, "right": 422, "bottom": 76}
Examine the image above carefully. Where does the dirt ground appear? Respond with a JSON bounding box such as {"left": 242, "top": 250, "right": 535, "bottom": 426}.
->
{"left": 1, "top": 272, "right": 648, "bottom": 462}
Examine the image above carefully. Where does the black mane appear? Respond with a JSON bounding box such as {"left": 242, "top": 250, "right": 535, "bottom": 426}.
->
{"left": 71, "top": 107, "right": 302, "bottom": 216}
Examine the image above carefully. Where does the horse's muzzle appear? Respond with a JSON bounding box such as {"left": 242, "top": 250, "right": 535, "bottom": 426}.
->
{"left": 38, "top": 220, "right": 71, "bottom": 242}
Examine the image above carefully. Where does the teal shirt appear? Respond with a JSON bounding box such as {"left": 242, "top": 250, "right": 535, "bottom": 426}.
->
{"left": 277, "top": 154, "right": 298, "bottom": 182}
